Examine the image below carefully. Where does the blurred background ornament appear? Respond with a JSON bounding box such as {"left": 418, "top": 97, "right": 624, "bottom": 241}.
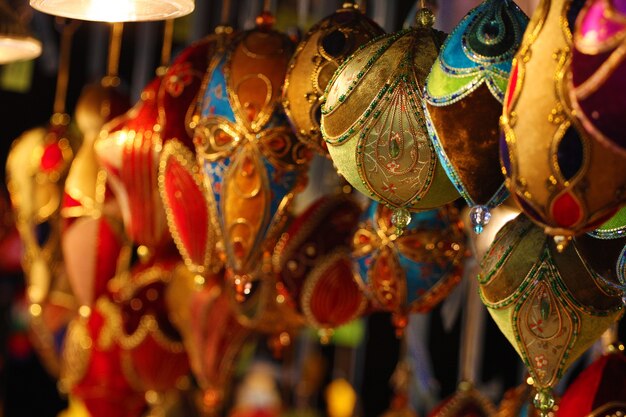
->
{"left": 60, "top": 22, "right": 129, "bottom": 309}
{"left": 5, "top": 19, "right": 82, "bottom": 377}
{"left": 273, "top": 194, "right": 366, "bottom": 342}
{"left": 424, "top": 0, "right": 528, "bottom": 234}
{"left": 283, "top": 1, "right": 384, "bottom": 155}
{"left": 321, "top": 5, "right": 459, "bottom": 230}
{"left": 570, "top": 0, "right": 626, "bottom": 155}
{"left": 194, "top": 11, "right": 310, "bottom": 308}
{"left": 479, "top": 214, "right": 624, "bottom": 416}
{"left": 352, "top": 202, "right": 466, "bottom": 334}
{"left": 500, "top": 0, "right": 626, "bottom": 241}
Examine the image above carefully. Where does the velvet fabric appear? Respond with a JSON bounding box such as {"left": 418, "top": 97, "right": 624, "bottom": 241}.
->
{"left": 479, "top": 214, "right": 624, "bottom": 395}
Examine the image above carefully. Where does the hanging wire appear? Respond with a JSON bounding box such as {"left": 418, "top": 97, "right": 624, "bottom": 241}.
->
{"left": 220, "top": 0, "right": 232, "bottom": 25}
{"left": 104, "top": 22, "right": 123, "bottom": 85}
{"left": 160, "top": 19, "right": 174, "bottom": 67}
{"left": 53, "top": 19, "right": 79, "bottom": 118}
{"left": 263, "top": 0, "right": 271, "bottom": 12}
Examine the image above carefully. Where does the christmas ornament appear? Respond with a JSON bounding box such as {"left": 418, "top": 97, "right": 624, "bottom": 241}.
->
{"left": 96, "top": 37, "right": 216, "bottom": 253}
{"left": 570, "top": 0, "right": 626, "bottom": 154}
{"left": 60, "top": 297, "right": 147, "bottom": 417}
{"left": 352, "top": 202, "right": 465, "bottom": 334}
{"left": 110, "top": 255, "right": 190, "bottom": 395}
{"left": 61, "top": 24, "right": 130, "bottom": 308}
{"left": 500, "top": 0, "right": 626, "bottom": 240}
{"left": 321, "top": 6, "right": 459, "bottom": 229}
{"left": 166, "top": 271, "right": 253, "bottom": 413}
{"left": 423, "top": 0, "right": 528, "bottom": 234}
{"left": 479, "top": 214, "right": 624, "bottom": 415}
{"left": 272, "top": 194, "right": 366, "bottom": 342}
{"left": 557, "top": 343, "right": 626, "bottom": 417}
{"left": 282, "top": 1, "right": 383, "bottom": 155}
{"left": 194, "top": 15, "right": 310, "bottom": 301}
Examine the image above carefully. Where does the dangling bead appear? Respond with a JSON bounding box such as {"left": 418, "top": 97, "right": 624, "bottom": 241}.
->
{"left": 533, "top": 389, "right": 556, "bottom": 417}
{"left": 469, "top": 205, "right": 492, "bottom": 234}
{"left": 553, "top": 235, "right": 572, "bottom": 253}
{"left": 391, "top": 207, "right": 412, "bottom": 233}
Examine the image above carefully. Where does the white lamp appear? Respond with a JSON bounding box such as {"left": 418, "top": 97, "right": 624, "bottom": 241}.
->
{"left": 0, "top": 0, "right": 41, "bottom": 64}
{"left": 30, "top": 0, "right": 194, "bottom": 22}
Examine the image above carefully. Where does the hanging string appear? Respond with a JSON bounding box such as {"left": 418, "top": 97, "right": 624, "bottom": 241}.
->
{"left": 420, "top": 0, "right": 425, "bottom": 8}
{"left": 220, "top": 0, "right": 232, "bottom": 26}
{"left": 53, "top": 19, "right": 79, "bottom": 118}
{"left": 160, "top": 19, "right": 174, "bottom": 68}
{"left": 105, "top": 22, "right": 123, "bottom": 83}
{"left": 263, "top": 0, "right": 271, "bottom": 13}
{"left": 356, "top": 0, "right": 366, "bottom": 13}
{"left": 458, "top": 262, "right": 484, "bottom": 384}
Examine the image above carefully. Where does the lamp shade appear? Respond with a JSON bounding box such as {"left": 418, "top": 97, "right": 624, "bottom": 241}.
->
{"left": 0, "top": 0, "right": 41, "bottom": 63}
{"left": 29, "top": 0, "right": 193, "bottom": 22}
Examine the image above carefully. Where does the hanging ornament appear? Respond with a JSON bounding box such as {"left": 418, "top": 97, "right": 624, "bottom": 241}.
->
{"left": 61, "top": 23, "right": 129, "bottom": 309}
{"left": 166, "top": 271, "right": 254, "bottom": 414}
{"left": 5, "top": 20, "right": 81, "bottom": 377}
{"left": 60, "top": 297, "right": 147, "bottom": 417}
{"left": 320, "top": 5, "right": 459, "bottom": 230}
{"left": 282, "top": 1, "right": 384, "bottom": 155}
{"left": 352, "top": 202, "right": 466, "bottom": 334}
{"left": 194, "top": 13, "right": 310, "bottom": 302}
{"left": 478, "top": 214, "right": 624, "bottom": 416}
{"left": 272, "top": 194, "right": 366, "bottom": 343}
{"left": 97, "top": 36, "right": 217, "bottom": 253}
{"left": 108, "top": 255, "right": 190, "bottom": 397}
{"left": 423, "top": 0, "right": 528, "bottom": 234}
{"left": 500, "top": 0, "right": 626, "bottom": 242}
{"left": 569, "top": 0, "right": 626, "bottom": 155}
{"left": 557, "top": 340, "right": 626, "bottom": 416}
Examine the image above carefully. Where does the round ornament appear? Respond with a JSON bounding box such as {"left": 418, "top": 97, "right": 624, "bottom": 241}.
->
{"left": 500, "top": 0, "right": 626, "bottom": 240}
{"left": 352, "top": 202, "right": 466, "bottom": 334}
{"left": 283, "top": 2, "right": 384, "bottom": 155}
{"left": 570, "top": 0, "right": 626, "bottom": 155}
{"left": 478, "top": 214, "right": 624, "bottom": 415}
{"left": 423, "top": 0, "right": 528, "bottom": 234}
{"left": 321, "top": 7, "right": 459, "bottom": 229}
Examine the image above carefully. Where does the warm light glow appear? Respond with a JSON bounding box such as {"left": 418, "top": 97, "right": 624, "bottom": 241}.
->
{"left": 0, "top": 36, "right": 41, "bottom": 63}
{"left": 29, "top": 0, "right": 194, "bottom": 22}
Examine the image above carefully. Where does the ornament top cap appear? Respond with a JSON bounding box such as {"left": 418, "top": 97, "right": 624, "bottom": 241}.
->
{"left": 415, "top": 7, "right": 435, "bottom": 28}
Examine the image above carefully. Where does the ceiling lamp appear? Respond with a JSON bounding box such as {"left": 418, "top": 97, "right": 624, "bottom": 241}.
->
{"left": 0, "top": 0, "right": 41, "bottom": 64}
{"left": 29, "top": 0, "right": 193, "bottom": 22}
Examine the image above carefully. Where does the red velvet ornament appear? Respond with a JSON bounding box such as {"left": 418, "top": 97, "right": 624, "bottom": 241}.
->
{"left": 557, "top": 351, "right": 626, "bottom": 417}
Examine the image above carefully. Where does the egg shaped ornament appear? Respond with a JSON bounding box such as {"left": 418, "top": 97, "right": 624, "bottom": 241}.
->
{"left": 61, "top": 80, "right": 129, "bottom": 309}
{"left": 352, "top": 202, "right": 466, "bottom": 334}
{"left": 166, "top": 273, "right": 254, "bottom": 413}
{"left": 6, "top": 118, "right": 81, "bottom": 376}
{"left": 423, "top": 0, "right": 528, "bottom": 235}
{"left": 273, "top": 194, "right": 366, "bottom": 342}
{"left": 97, "top": 38, "right": 217, "bottom": 254}
{"left": 60, "top": 297, "right": 147, "bottom": 417}
{"left": 194, "top": 16, "right": 311, "bottom": 300}
{"left": 109, "top": 255, "right": 190, "bottom": 395}
{"left": 478, "top": 214, "right": 624, "bottom": 415}
{"left": 282, "top": 2, "right": 384, "bottom": 155}
{"left": 500, "top": 0, "right": 626, "bottom": 242}
{"left": 569, "top": 0, "right": 626, "bottom": 155}
{"left": 321, "top": 7, "right": 459, "bottom": 231}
